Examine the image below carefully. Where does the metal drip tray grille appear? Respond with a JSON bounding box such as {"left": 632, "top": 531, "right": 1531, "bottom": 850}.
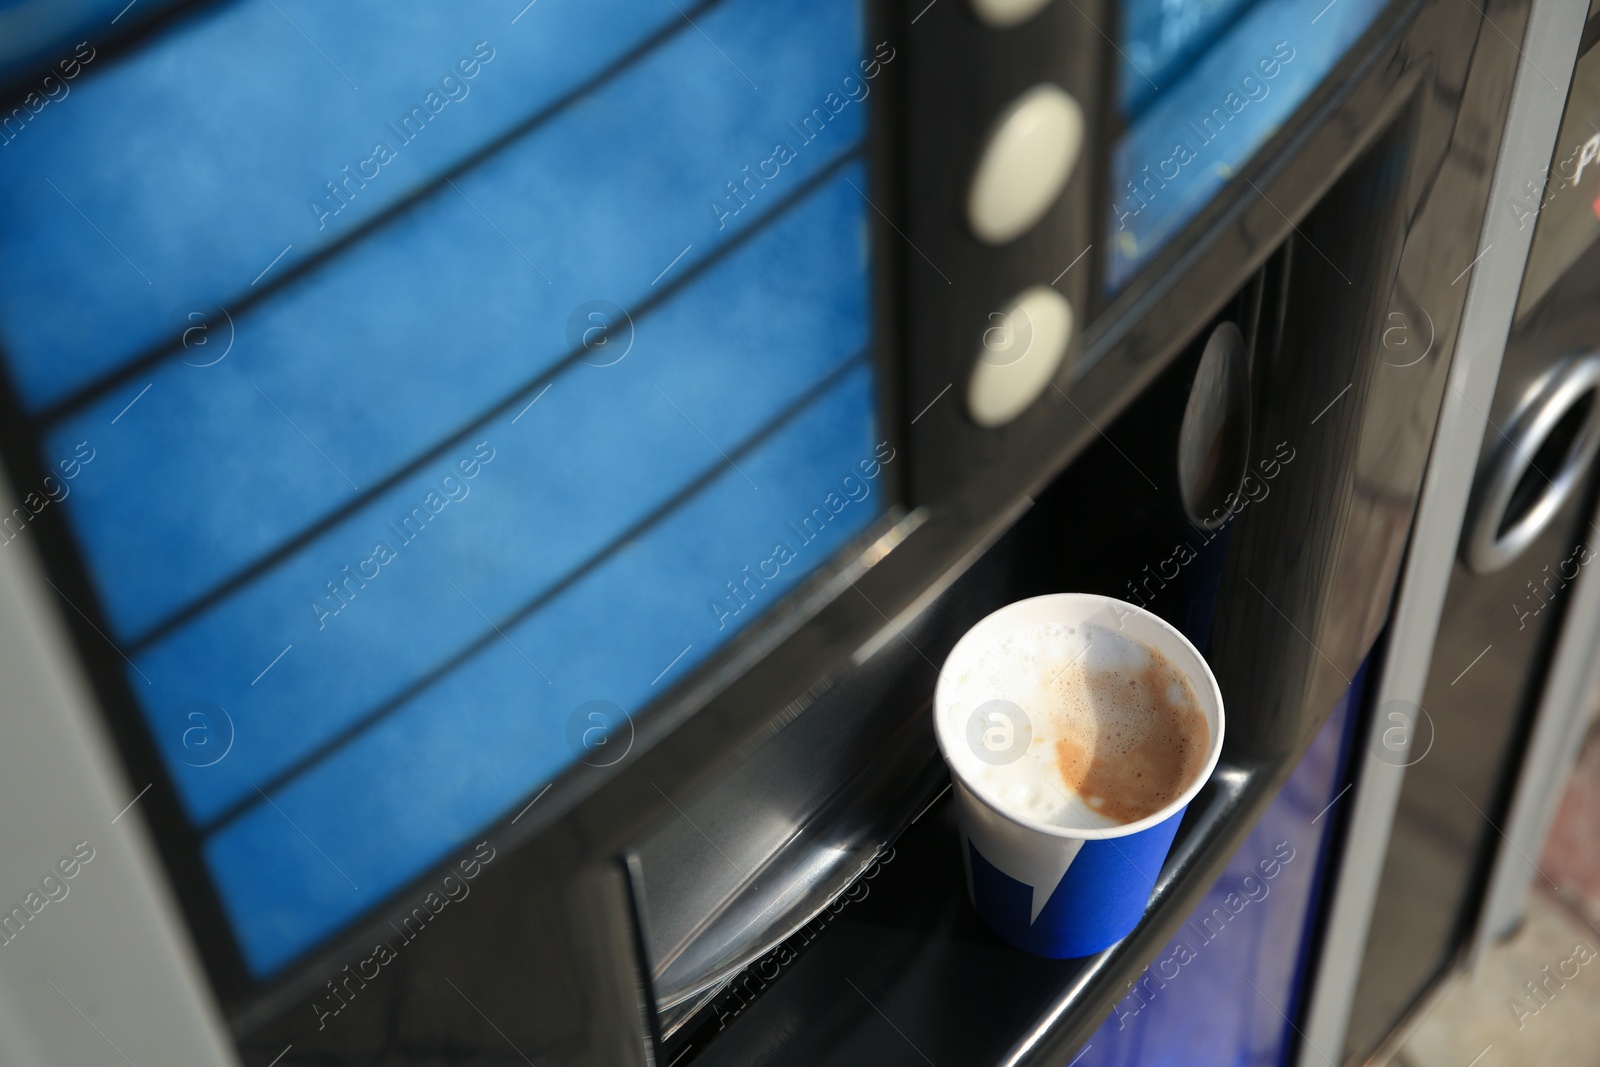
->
{"left": 653, "top": 839, "right": 889, "bottom": 1013}
{"left": 656, "top": 839, "right": 905, "bottom": 1042}
{"left": 636, "top": 681, "right": 942, "bottom": 1010}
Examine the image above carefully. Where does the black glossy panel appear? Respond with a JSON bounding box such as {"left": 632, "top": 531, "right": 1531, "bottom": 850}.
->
{"left": 902, "top": 0, "right": 1105, "bottom": 498}
{"left": 1346, "top": 224, "right": 1600, "bottom": 1066}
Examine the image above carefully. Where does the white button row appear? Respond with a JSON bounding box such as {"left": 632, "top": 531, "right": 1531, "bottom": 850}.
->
{"left": 967, "top": 285, "right": 1074, "bottom": 428}
{"left": 966, "top": 84, "right": 1084, "bottom": 245}
{"left": 963, "top": 73, "right": 1083, "bottom": 424}
{"left": 970, "top": 0, "right": 1055, "bottom": 28}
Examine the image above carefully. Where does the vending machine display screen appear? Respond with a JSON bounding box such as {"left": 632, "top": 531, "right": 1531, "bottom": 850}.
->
{"left": 1108, "top": 0, "right": 1392, "bottom": 290}
{"left": 0, "top": 0, "right": 884, "bottom": 981}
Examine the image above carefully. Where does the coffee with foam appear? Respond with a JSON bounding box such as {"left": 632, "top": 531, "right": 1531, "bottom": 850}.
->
{"left": 943, "top": 621, "right": 1210, "bottom": 829}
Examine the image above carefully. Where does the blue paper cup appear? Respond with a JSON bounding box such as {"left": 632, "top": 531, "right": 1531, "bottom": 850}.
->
{"left": 934, "top": 594, "right": 1225, "bottom": 958}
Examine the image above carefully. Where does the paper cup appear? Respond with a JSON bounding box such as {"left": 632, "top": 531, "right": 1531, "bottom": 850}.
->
{"left": 933, "top": 593, "right": 1225, "bottom": 958}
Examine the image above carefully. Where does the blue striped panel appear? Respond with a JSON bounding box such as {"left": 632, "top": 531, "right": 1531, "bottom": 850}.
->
{"left": 0, "top": 2, "right": 173, "bottom": 87}
{"left": 205, "top": 361, "right": 883, "bottom": 977}
{"left": 0, "top": 0, "right": 696, "bottom": 407}
{"left": 2, "top": 0, "right": 883, "bottom": 978}
{"left": 128, "top": 166, "right": 872, "bottom": 826}
{"left": 40, "top": 0, "right": 867, "bottom": 641}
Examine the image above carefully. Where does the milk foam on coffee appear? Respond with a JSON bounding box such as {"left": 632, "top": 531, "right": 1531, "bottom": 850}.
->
{"left": 944, "top": 621, "right": 1210, "bottom": 829}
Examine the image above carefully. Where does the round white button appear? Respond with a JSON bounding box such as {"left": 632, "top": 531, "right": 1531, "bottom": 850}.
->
{"left": 970, "top": 0, "right": 1054, "bottom": 28}
{"left": 967, "top": 85, "right": 1084, "bottom": 245}
{"left": 967, "top": 285, "right": 1074, "bottom": 427}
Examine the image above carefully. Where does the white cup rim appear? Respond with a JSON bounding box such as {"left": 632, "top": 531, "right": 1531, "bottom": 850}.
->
{"left": 933, "top": 593, "right": 1226, "bottom": 841}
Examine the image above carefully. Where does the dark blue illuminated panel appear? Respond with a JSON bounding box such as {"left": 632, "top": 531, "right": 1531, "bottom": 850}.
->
{"left": 0, "top": 0, "right": 882, "bottom": 978}
{"left": 1108, "top": 0, "right": 1390, "bottom": 290}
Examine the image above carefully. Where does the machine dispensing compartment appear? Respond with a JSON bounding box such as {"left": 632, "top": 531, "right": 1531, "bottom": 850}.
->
{"left": 636, "top": 112, "right": 1456, "bottom": 1056}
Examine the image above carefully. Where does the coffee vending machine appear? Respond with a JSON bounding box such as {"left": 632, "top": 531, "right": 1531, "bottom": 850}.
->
{"left": 0, "top": 0, "right": 1588, "bottom": 1064}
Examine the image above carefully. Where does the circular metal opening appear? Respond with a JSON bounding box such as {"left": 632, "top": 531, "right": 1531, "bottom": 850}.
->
{"left": 1463, "top": 352, "right": 1600, "bottom": 574}
{"left": 1498, "top": 390, "right": 1594, "bottom": 539}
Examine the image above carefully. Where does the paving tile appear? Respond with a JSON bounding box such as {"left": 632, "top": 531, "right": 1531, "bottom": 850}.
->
{"left": 1394, "top": 890, "right": 1600, "bottom": 1067}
